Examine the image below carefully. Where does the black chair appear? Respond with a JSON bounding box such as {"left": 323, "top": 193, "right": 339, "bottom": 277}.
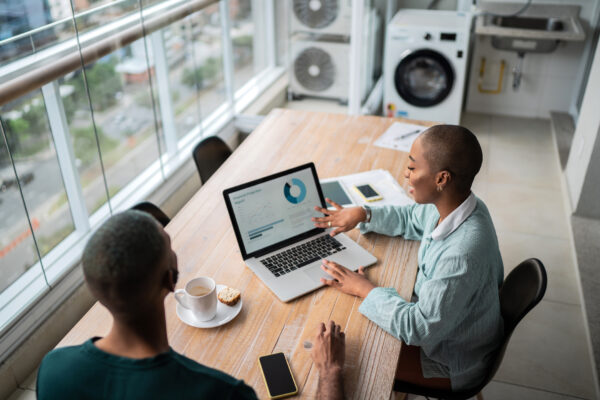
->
{"left": 192, "top": 136, "right": 232, "bottom": 184}
{"left": 131, "top": 202, "right": 170, "bottom": 227}
{"left": 394, "top": 258, "right": 547, "bottom": 400}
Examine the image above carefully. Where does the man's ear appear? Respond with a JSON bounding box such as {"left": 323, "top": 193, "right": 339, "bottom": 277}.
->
{"left": 164, "top": 268, "right": 178, "bottom": 292}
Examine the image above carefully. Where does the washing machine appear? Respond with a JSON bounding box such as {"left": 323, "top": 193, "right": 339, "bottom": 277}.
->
{"left": 383, "top": 10, "right": 472, "bottom": 124}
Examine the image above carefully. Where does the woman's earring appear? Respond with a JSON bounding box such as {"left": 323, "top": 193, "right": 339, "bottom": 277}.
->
{"left": 437, "top": 185, "right": 443, "bottom": 192}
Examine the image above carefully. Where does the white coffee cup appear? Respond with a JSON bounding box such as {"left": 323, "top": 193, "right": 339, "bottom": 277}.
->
{"left": 174, "top": 277, "right": 217, "bottom": 321}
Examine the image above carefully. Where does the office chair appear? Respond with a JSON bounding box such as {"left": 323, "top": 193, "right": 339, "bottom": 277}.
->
{"left": 393, "top": 258, "right": 547, "bottom": 400}
{"left": 192, "top": 136, "right": 232, "bottom": 184}
{"left": 131, "top": 201, "right": 171, "bottom": 227}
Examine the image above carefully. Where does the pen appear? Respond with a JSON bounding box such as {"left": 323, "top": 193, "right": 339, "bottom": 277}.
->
{"left": 397, "top": 129, "right": 422, "bottom": 140}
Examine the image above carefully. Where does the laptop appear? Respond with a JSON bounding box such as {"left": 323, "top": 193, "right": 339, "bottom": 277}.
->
{"left": 223, "top": 162, "right": 377, "bottom": 302}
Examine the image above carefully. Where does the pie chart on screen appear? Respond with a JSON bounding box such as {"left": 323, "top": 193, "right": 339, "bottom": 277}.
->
{"left": 283, "top": 178, "right": 307, "bottom": 204}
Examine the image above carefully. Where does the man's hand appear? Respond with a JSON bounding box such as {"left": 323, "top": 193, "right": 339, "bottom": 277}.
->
{"left": 312, "top": 321, "right": 345, "bottom": 373}
{"left": 320, "top": 260, "right": 376, "bottom": 299}
{"left": 312, "top": 199, "right": 367, "bottom": 236}
{"left": 312, "top": 321, "right": 345, "bottom": 400}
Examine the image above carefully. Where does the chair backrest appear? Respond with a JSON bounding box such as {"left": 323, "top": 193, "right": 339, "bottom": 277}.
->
{"left": 392, "top": 258, "right": 547, "bottom": 400}
{"left": 131, "top": 202, "right": 170, "bottom": 227}
{"left": 485, "top": 258, "right": 548, "bottom": 383}
{"left": 192, "top": 136, "right": 232, "bottom": 184}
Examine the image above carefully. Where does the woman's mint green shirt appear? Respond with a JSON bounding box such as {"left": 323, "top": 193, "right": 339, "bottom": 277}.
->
{"left": 358, "top": 197, "right": 504, "bottom": 390}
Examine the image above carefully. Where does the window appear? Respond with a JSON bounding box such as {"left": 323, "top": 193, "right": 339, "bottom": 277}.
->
{"left": 77, "top": 40, "right": 163, "bottom": 210}
{"left": 0, "top": 0, "right": 281, "bottom": 347}
{"left": 231, "top": 0, "right": 269, "bottom": 91}
{"left": 166, "top": 5, "right": 227, "bottom": 140}
{"left": 0, "top": 89, "right": 74, "bottom": 329}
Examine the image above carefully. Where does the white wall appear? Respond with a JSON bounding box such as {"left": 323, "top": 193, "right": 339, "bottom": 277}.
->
{"left": 466, "top": 0, "right": 599, "bottom": 118}
{"left": 565, "top": 38, "right": 600, "bottom": 212}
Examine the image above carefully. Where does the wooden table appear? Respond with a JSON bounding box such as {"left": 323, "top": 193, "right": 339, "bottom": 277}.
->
{"left": 59, "top": 109, "right": 434, "bottom": 399}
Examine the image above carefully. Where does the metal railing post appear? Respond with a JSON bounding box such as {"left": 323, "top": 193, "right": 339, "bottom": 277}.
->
{"left": 41, "top": 81, "right": 90, "bottom": 232}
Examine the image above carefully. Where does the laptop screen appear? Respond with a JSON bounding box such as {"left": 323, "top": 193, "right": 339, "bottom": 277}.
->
{"left": 223, "top": 163, "right": 325, "bottom": 259}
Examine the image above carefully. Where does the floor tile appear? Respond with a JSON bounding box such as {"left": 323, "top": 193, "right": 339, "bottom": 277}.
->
{"left": 461, "top": 112, "right": 492, "bottom": 133}
{"left": 461, "top": 112, "right": 492, "bottom": 152}
{"left": 490, "top": 115, "right": 554, "bottom": 153}
{"left": 494, "top": 300, "right": 596, "bottom": 399}
{"left": 485, "top": 183, "right": 570, "bottom": 239}
{"left": 496, "top": 230, "right": 581, "bottom": 305}
{"left": 487, "top": 144, "right": 561, "bottom": 190}
{"left": 482, "top": 380, "right": 591, "bottom": 400}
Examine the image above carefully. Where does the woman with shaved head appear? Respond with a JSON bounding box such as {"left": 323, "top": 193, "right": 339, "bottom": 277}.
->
{"left": 312, "top": 125, "right": 503, "bottom": 393}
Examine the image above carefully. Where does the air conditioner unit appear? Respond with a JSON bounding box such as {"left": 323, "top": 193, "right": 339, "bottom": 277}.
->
{"left": 291, "top": 0, "right": 352, "bottom": 36}
{"left": 290, "top": 8, "right": 380, "bottom": 103}
{"left": 290, "top": 40, "right": 350, "bottom": 101}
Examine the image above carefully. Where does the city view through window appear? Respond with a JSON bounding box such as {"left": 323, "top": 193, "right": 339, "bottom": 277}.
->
{"left": 0, "top": 0, "right": 273, "bottom": 332}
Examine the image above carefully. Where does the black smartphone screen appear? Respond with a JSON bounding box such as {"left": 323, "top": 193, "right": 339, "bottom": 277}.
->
{"left": 259, "top": 353, "right": 297, "bottom": 397}
{"left": 321, "top": 181, "right": 352, "bottom": 206}
{"left": 356, "top": 184, "right": 378, "bottom": 197}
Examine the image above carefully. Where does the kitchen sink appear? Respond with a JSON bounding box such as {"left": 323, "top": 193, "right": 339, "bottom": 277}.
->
{"left": 486, "top": 16, "right": 564, "bottom": 32}
{"left": 475, "top": 3, "right": 586, "bottom": 53}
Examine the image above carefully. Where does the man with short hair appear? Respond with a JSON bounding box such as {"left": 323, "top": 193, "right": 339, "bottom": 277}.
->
{"left": 37, "top": 210, "right": 345, "bottom": 399}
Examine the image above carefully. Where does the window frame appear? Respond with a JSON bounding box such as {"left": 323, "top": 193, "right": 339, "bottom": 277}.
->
{"left": 0, "top": 0, "right": 281, "bottom": 363}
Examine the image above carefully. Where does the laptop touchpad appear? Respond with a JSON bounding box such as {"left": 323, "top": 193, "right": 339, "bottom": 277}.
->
{"left": 304, "top": 265, "right": 334, "bottom": 282}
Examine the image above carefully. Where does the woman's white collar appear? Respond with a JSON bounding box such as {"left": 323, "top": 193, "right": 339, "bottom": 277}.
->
{"left": 431, "top": 193, "right": 477, "bottom": 241}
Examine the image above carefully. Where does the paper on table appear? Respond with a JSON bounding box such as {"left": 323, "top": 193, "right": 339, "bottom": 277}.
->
{"left": 374, "top": 122, "right": 427, "bottom": 152}
{"left": 328, "top": 169, "right": 414, "bottom": 208}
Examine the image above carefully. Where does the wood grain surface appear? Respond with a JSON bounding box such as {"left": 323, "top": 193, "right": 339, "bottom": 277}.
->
{"left": 58, "top": 109, "right": 435, "bottom": 399}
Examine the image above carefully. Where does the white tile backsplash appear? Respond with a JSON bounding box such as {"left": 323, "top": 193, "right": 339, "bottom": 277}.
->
{"left": 539, "top": 76, "right": 578, "bottom": 116}
{"left": 466, "top": 29, "right": 587, "bottom": 118}
{"left": 547, "top": 40, "right": 587, "bottom": 78}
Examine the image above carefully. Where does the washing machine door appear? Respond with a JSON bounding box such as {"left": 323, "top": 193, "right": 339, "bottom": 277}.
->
{"left": 394, "top": 49, "right": 454, "bottom": 107}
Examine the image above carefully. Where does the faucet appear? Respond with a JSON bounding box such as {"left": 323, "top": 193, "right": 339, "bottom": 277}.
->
{"left": 512, "top": 52, "right": 525, "bottom": 91}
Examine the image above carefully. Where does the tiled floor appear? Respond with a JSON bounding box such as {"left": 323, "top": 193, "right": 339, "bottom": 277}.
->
{"left": 7, "top": 106, "right": 598, "bottom": 400}
{"left": 463, "top": 112, "right": 597, "bottom": 400}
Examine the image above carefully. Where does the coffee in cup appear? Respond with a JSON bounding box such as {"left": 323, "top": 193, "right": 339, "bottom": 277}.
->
{"left": 174, "top": 277, "right": 217, "bottom": 321}
{"left": 188, "top": 286, "right": 212, "bottom": 297}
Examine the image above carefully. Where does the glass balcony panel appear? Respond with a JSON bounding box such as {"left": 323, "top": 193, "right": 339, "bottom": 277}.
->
{"left": 0, "top": 90, "right": 75, "bottom": 311}
{"left": 165, "top": 5, "right": 227, "bottom": 140}
{"left": 231, "top": 0, "right": 268, "bottom": 92}
{"left": 74, "top": 40, "right": 161, "bottom": 210}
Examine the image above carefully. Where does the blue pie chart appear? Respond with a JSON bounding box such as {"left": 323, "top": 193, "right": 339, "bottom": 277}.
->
{"left": 284, "top": 178, "right": 307, "bottom": 204}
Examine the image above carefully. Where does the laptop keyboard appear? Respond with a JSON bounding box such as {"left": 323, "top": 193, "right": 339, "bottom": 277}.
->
{"left": 261, "top": 235, "right": 346, "bottom": 277}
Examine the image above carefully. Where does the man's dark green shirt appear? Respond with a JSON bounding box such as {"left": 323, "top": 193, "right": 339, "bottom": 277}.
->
{"left": 37, "top": 338, "right": 258, "bottom": 400}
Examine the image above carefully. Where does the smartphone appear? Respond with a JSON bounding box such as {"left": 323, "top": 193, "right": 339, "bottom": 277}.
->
{"left": 258, "top": 352, "right": 298, "bottom": 399}
{"left": 354, "top": 183, "right": 383, "bottom": 202}
{"left": 320, "top": 180, "right": 354, "bottom": 209}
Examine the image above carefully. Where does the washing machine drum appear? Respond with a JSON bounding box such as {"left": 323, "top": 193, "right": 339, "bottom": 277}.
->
{"left": 394, "top": 49, "right": 454, "bottom": 107}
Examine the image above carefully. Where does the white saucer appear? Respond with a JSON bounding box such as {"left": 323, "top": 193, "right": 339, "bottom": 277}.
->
{"left": 176, "top": 284, "right": 242, "bottom": 328}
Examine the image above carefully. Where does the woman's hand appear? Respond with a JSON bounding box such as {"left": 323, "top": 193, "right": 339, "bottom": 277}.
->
{"left": 320, "top": 260, "right": 376, "bottom": 298}
{"left": 312, "top": 198, "right": 367, "bottom": 236}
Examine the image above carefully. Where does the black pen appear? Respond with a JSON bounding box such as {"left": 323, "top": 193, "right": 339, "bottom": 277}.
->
{"left": 397, "top": 129, "right": 422, "bottom": 140}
